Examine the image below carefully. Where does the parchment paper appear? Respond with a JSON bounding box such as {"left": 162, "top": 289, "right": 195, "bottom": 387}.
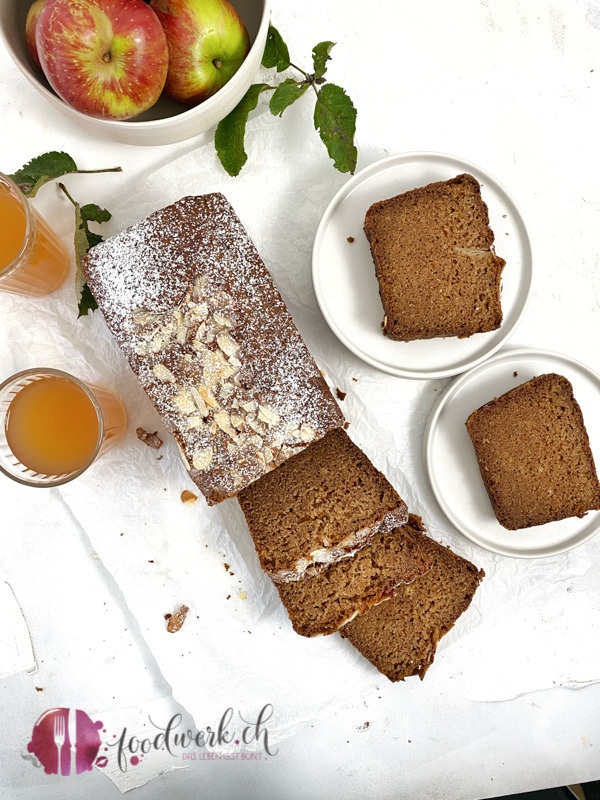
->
{"left": 3, "top": 97, "right": 600, "bottom": 754}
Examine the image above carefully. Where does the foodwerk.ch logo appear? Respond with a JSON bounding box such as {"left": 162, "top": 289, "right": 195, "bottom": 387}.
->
{"left": 26, "top": 704, "right": 277, "bottom": 776}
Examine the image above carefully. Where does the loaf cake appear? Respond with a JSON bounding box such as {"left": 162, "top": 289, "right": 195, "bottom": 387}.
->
{"left": 341, "top": 520, "right": 484, "bottom": 681}
{"left": 238, "top": 428, "right": 409, "bottom": 582}
{"left": 83, "top": 194, "right": 344, "bottom": 504}
{"left": 466, "top": 373, "right": 600, "bottom": 529}
{"left": 276, "top": 515, "right": 432, "bottom": 637}
{"left": 364, "top": 173, "right": 506, "bottom": 341}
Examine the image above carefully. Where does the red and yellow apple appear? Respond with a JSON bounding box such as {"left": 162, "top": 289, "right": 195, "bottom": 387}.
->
{"left": 35, "top": 0, "right": 169, "bottom": 120}
{"left": 25, "top": 0, "right": 47, "bottom": 68}
{"left": 149, "top": 0, "right": 250, "bottom": 106}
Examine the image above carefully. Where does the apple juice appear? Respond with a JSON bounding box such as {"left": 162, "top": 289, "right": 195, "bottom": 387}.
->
{"left": 0, "top": 177, "right": 70, "bottom": 297}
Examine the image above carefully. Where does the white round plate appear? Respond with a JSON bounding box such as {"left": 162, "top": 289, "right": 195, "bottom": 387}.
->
{"left": 424, "top": 348, "right": 600, "bottom": 558}
{"left": 312, "top": 152, "right": 533, "bottom": 379}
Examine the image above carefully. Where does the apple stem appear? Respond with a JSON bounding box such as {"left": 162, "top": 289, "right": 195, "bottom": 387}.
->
{"left": 58, "top": 182, "right": 77, "bottom": 207}
{"left": 75, "top": 167, "right": 123, "bottom": 175}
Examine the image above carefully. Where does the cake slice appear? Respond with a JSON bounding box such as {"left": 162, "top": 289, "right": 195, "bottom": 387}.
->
{"left": 341, "top": 524, "right": 484, "bottom": 681}
{"left": 364, "top": 173, "right": 506, "bottom": 341}
{"left": 238, "top": 428, "right": 409, "bottom": 583}
{"left": 83, "top": 194, "right": 344, "bottom": 505}
{"left": 276, "top": 515, "right": 432, "bottom": 637}
{"left": 466, "top": 373, "right": 600, "bottom": 529}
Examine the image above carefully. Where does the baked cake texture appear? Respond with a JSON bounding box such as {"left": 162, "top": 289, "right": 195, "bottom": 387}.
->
{"left": 466, "top": 373, "right": 600, "bottom": 529}
{"left": 238, "top": 428, "right": 409, "bottom": 583}
{"left": 341, "top": 520, "right": 484, "bottom": 681}
{"left": 276, "top": 515, "right": 432, "bottom": 637}
{"left": 364, "top": 173, "right": 506, "bottom": 341}
{"left": 83, "top": 193, "right": 344, "bottom": 504}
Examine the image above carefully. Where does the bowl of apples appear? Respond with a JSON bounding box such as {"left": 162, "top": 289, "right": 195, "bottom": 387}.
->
{"left": 0, "top": 0, "right": 270, "bottom": 145}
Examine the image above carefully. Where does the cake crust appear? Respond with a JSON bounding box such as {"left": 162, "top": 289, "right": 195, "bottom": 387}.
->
{"left": 364, "top": 173, "right": 506, "bottom": 341}
{"left": 466, "top": 373, "right": 600, "bottom": 529}
{"left": 83, "top": 194, "right": 344, "bottom": 504}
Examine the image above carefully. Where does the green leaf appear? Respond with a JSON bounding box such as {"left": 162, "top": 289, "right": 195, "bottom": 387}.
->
{"left": 9, "top": 151, "right": 78, "bottom": 197}
{"left": 269, "top": 78, "right": 309, "bottom": 117}
{"left": 80, "top": 203, "right": 111, "bottom": 225}
{"left": 72, "top": 199, "right": 107, "bottom": 317}
{"left": 77, "top": 283, "right": 98, "bottom": 318}
{"left": 215, "top": 84, "right": 271, "bottom": 176}
{"left": 262, "top": 25, "right": 290, "bottom": 72}
{"left": 313, "top": 83, "right": 357, "bottom": 174}
{"left": 312, "top": 41, "right": 335, "bottom": 80}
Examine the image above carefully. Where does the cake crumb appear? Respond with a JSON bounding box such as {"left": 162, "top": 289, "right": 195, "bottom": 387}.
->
{"left": 181, "top": 490, "right": 198, "bottom": 505}
{"left": 513, "top": 371, "right": 518, "bottom": 377}
{"left": 336, "top": 388, "right": 347, "bottom": 401}
{"left": 35, "top": 687, "right": 43, "bottom": 692}
{"left": 357, "top": 721, "right": 370, "bottom": 731}
{"left": 136, "top": 427, "right": 163, "bottom": 450}
{"left": 224, "top": 562, "right": 230, "bottom": 571}
{"left": 238, "top": 590, "right": 247, "bottom": 600}
{"left": 347, "top": 236, "right": 355, "bottom": 243}
{"left": 165, "top": 604, "right": 189, "bottom": 633}
{"left": 352, "top": 377, "right": 358, "bottom": 382}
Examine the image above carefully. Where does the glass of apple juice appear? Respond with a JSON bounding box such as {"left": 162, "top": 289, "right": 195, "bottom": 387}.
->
{"left": 0, "top": 172, "right": 70, "bottom": 296}
{"left": 0, "top": 368, "right": 127, "bottom": 487}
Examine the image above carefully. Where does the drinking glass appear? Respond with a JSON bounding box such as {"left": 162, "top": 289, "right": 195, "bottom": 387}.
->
{"left": 0, "top": 368, "right": 127, "bottom": 487}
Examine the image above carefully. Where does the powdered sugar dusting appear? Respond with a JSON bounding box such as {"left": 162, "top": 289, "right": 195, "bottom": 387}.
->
{"left": 83, "top": 194, "right": 344, "bottom": 503}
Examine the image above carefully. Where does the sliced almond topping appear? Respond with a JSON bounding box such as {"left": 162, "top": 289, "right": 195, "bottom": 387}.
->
{"left": 300, "top": 424, "right": 316, "bottom": 442}
{"left": 201, "top": 349, "right": 235, "bottom": 388}
{"left": 230, "top": 412, "right": 244, "bottom": 430}
{"left": 153, "top": 364, "right": 176, "bottom": 383}
{"left": 186, "top": 414, "right": 204, "bottom": 430}
{"left": 150, "top": 333, "right": 167, "bottom": 354}
{"left": 214, "top": 313, "right": 233, "bottom": 328}
{"left": 189, "top": 386, "right": 210, "bottom": 417}
{"left": 258, "top": 405, "right": 281, "bottom": 426}
{"left": 220, "top": 382, "right": 235, "bottom": 401}
{"left": 247, "top": 417, "right": 264, "bottom": 434}
{"left": 209, "top": 421, "right": 218, "bottom": 435}
{"left": 241, "top": 400, "right": 257, "bottom": 413}
{"left": 214, "top": 410, "right": 237, "bottom": 438}
{"left": 176, "top": 324, "right": 189, "bottom": 345}
{"left": 192, "top": 447, "right": 213, "bottom": 471}
{"left": 248, "top": 434, "right": 263, "bottom": 449}
{"left": 228, "top": 356, "right": 242, "bottom": 368}
{"left": 197, "top": 384, "right": 218, "bottom": 409}
{"left": 171, "top": 388, "right": 196, "bottom": 415}
{"left": 262, "top": 446, "right": 274, "bottom": 464}
{"left": 216, "top": 333, "right": 239, "bottom": 358}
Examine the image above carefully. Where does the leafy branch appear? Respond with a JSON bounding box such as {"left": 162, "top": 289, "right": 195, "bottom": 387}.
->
{"left": 8, "top": 151, "right": 119, "bottom": 317}
{"left": 215, "top": 25, "right": 357, "bottom": 177}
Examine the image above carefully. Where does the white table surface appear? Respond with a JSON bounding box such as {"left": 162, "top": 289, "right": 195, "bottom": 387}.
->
{"left": 2, "top": 0, "right": 600, "bottom": 797}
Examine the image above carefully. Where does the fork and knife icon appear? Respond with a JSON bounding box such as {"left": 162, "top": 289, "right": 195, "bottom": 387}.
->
{"left": 52, "top": 709, "right": 77, "bottom": 776}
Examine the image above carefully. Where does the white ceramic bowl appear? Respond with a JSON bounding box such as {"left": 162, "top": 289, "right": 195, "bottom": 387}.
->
{"left": 0, "top": 0, "right": 270, "bottom": 146}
